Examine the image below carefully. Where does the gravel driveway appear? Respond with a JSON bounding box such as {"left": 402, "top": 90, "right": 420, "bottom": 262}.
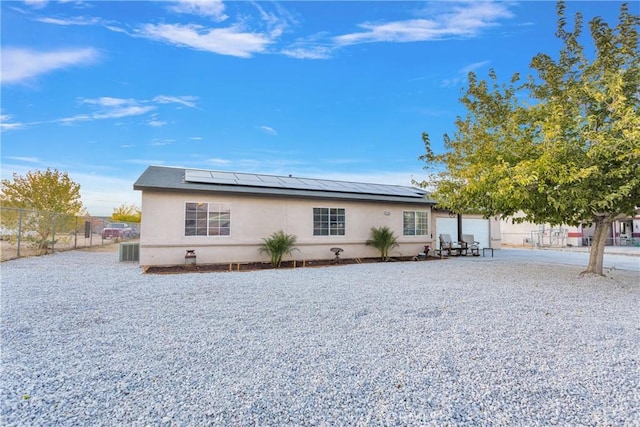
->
{"left": 1, "top": 250, "right": 639, "bottom": 426}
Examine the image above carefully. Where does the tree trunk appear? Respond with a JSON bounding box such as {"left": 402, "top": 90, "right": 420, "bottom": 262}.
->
{"left": 581, "top": 215, "right": 611, "bottom": 276}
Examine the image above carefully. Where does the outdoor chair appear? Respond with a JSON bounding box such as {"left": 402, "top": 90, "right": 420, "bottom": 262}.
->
{"left": 438, "top": 234, "right": 463, "bottom": 257}
{"left": 461, "top": 234, "right": 480, "bottom": 256}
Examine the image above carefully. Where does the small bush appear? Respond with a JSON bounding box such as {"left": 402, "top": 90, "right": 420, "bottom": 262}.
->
{"left": 365, "top": 226, "right": 399, "bottom": 261}
{"left": 259, "top": 231, "right": 299, "bottom": 268}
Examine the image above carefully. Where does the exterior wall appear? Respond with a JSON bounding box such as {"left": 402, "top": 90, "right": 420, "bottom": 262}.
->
{"left": 500, "top": 215, "right": 583, "bottom": 247}
{"left": 139, "top": 190, "right": 434, "bottom": 266}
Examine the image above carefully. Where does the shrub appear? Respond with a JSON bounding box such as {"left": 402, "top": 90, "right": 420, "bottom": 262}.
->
{"left": 365, "top": 226, "right": 398, "bottom": 261}
{"left": 259, "top": 231, "right": 299, "bottom": 268}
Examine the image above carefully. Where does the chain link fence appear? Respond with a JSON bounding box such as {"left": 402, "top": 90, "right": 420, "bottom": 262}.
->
{"left": 1, "top": 206, "right": 140, "bottom": 261}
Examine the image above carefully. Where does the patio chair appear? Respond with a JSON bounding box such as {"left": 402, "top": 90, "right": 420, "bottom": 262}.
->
{"left": 438, "top": 234, "right": 463, "bottom": 257}
{"left": 461, "top": 234, "right": 480, "bottom": 256}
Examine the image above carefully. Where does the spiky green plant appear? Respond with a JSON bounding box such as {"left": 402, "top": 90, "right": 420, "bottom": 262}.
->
{"left": 365, "top": 226, "right": 399, "bottom": 261}
{"left": 259, "top": 230, "right": 299, "bottom": 268}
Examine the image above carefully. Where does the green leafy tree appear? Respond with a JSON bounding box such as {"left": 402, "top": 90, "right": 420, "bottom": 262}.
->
{"left": 365, "top": 226, "right": 399, "bottom": 261}
{"left": 259, "top": 230, "right": 299, "bottom": 268}
{"left": 417, "top": 2, "right": 639, "bottom": 276}
{"left": 1, "top": 169, "right": 84, "bottom": 251}
{"left": 112, "top": 204, "right": 141, "bottom": 223}
{"left": 1, "top": 168, "right": 83, "bottom": 213}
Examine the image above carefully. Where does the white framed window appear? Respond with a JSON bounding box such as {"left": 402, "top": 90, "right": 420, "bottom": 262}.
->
{"left": 185, "top": 202, "right": 230, "bottom": 236}
{"left": 403, "top": 211, "right": 428, "bottom": 236}
{"left": 313, "top": 207, "right": 345, "bottom": 236}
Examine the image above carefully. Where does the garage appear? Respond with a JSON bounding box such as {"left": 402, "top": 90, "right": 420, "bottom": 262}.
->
{"left": 435, "top": 217, "right": 490, "bottom": 249}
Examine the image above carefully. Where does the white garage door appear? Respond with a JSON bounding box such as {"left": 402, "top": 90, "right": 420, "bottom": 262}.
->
{"left": 462, "top": 218, "right": 489, "bottom": 249}
{"left": 436, "top": 217, "right": 489, "bottom": 249}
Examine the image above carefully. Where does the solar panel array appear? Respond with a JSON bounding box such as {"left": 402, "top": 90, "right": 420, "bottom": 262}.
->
{"left": 184, "top": 169, "right": 426, "bottom": 198}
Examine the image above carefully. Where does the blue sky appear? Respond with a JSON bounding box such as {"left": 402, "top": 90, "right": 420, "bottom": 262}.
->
{"left": 1, "top": 1, "right": 632, "bottom": 216}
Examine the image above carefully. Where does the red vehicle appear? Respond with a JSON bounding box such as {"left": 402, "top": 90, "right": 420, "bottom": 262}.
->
{"left": 101, "top": 223, "right": 132, "bottom": 239}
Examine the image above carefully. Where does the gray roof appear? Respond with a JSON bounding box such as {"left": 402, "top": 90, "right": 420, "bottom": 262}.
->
{"left": 134, "top": 166, "right": 435, "bottom": 205}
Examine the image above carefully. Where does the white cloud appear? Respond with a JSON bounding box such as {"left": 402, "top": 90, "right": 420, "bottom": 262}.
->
{"left": 71, "top": 97, "right": 156, "bottom": 122}
{"left": 441, "top": 60, "right": 490, "bottom": 87}
{"left": 207, "top": 158, "right": 231, "bottom": 165}
{"left": 150, "top": 140, "right": 173, "bottom": 147}
{"left": 92, "top": 105, "right": 155, "bottom": 120}
{"left": 35, "top": 16, "right": 101, "bottom": 26}
{"left": 281, "top": 45, "right": 333, "bottom": 60}
{"left": 460, "top": 60, "right": 491, "bottom": 74}
{"left": 105, "top": 25, "right": 128, "bottom": 34}
{"left": 5, "top": 156, "right": 40, "bottom": 163}
{"left": 250, "top": 1, "right": 289, "bottom": 39}
{"left": 334, "top": 1, "right": 513, "bottom": 46}
{"left": 153, "top": 95, "right": 199, "bottom": 109}
{"left": 0, "top": 113, "right": 25, "bottom": 131}
{"left": 168, "top": 0, "right": 227, "bottom": 21}
{"left": 81, "top": 97, "right": 134, "bottom": 107}
{"left": 5, "top": 94, "right": 199, "bottom": 130}
{"left": 335, "top": 19, "right": 447, "bottom": 45}
{"left": 259, "top": 125, "right": 277, "bottom": 136}
{"left": 147, "top": 119, "right": 167, "bottom": 128}
{"left": 23, "top": 0, "right": 48, "bottom": 9}
{"left": 137, "top": 23, "right": 273, "bottom": 58}
{"left": 440, "top": 2, "right": 514, "bottom": 33}
{"left": 1, "top": 47, "right": 100, "bottom": 85}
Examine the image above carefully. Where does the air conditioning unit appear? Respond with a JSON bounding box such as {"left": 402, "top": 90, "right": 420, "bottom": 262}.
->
{"left": 119, "top": 242, "right": 140, "bottom": 262}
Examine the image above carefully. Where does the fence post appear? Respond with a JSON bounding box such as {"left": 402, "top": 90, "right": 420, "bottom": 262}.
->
{"left": 16, "top": 209, "right": 23, "bottom": 258}
{"left": 74, "top": 216, "right": 78, "bottom": 249}
{"left": 51, "top": 214, "right": 56, "bottom": 253}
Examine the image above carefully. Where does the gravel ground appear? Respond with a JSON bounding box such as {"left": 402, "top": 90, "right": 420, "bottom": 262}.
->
{"left": 1, "top": 251, "right": 639, "bottom": 426}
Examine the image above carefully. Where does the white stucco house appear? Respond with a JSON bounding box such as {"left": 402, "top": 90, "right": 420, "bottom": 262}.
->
{"left": 134, "top": 166, "right": 449, "bottom": 267}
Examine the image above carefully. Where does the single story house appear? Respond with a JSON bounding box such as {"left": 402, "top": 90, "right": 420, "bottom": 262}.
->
{"left": 134, "top": 166, "right": 447, "bottom": 267}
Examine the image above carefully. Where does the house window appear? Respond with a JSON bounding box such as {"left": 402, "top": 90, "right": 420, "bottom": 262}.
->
{"left": 403, "top": 211, "right": 428, "bottom": 236}
{"left": 185, "top": 202, "right": 230, "bottom": 236}
{"left": 313, "top": 207, "right": 345, "bottom": 236}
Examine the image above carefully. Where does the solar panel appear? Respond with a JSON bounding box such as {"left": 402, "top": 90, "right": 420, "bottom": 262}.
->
{"left": 184, "top": 170, "right": 213, "bottom": 180}
{"left": 234, "top": 173, "right": 262, "bottom": 182}
{"left": 258, "top": 175, "right": 282, "bottom": 183}
{"left": 184, "top": 168, "right": 426, "bottom": 198}
{"left": 211, "top": 171, "right": 237, "bottom": 181}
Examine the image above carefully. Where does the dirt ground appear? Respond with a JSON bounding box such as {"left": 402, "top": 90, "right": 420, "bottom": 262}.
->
{"left": 78, "top": 242, "right": 120, "bottom": 252}
{"left": 1, "top": 235, "right": 125, "bottom": 261}
{"left": 144, "top": 255, "right": 441, "bottom": 274}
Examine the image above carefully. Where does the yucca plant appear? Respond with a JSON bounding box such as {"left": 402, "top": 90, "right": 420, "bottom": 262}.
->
{"left": 365, "top": 226, "right": 398, "bottom": 261}
{"left": 259, "top": 230, "right": 299, "bottom": 268}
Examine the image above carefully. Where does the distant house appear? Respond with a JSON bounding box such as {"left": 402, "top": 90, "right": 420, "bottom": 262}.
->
{"left": 133, "top": 166, "right": 438, "bottom": 267}
{"left": 499, "top": 209, "right": 640, "bottom": 247}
